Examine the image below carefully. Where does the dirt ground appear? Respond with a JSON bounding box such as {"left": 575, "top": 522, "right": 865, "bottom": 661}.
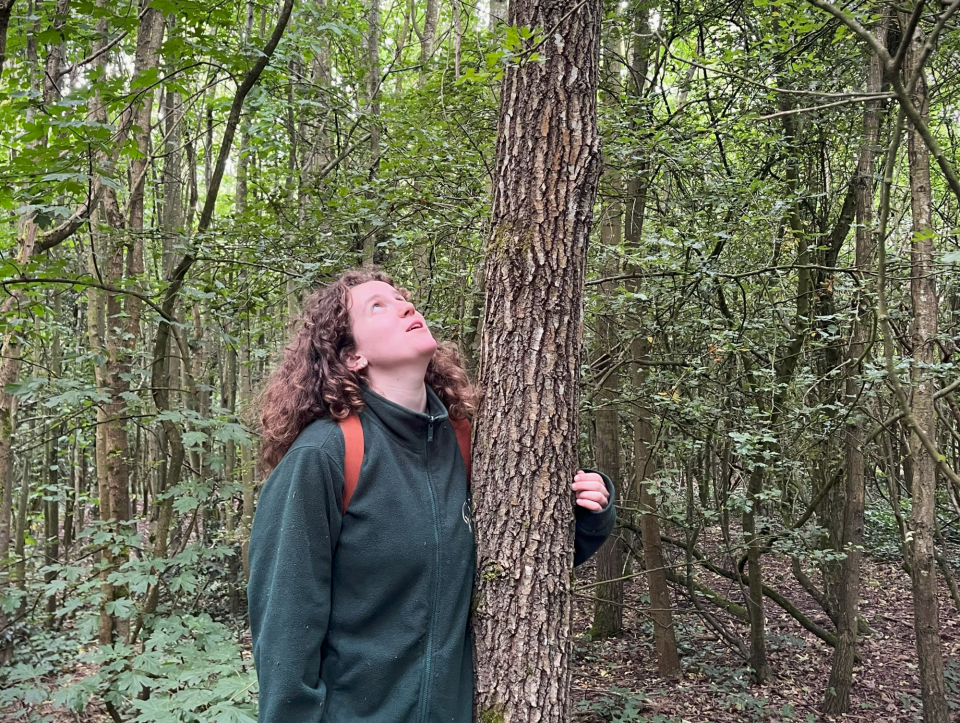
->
{"left": 571, "top": 550, "right": 960, "bottom": 722}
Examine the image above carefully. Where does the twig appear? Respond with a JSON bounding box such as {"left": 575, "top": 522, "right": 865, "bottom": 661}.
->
{"left": 755, "top": 94, "right": 894, "bottom": 121}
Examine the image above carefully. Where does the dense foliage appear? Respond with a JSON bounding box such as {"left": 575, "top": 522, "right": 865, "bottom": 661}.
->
{"left": 0, "top": 0, "right": 958, "bottom": 721}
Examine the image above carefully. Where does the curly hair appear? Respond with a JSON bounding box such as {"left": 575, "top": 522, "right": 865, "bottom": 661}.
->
{"left": 257, "top": 268, "right": 478, "bottom": 474}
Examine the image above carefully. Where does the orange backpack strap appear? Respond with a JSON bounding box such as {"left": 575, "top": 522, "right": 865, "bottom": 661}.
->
{"left": 339, "top": 414, "right": 364, "bottom": 514}
{"left": 341, "top": 414, "right": 471, "bottom": 514}
{"left": 450, "top": 417, "right": 472, "bottom": 486}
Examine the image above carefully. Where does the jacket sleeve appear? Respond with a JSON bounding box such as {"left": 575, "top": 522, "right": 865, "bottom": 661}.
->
{"left": 574, "top": 468, "right": 616, "bottom": 567}
{"left": 248, "top": 443, "right": 344, "bottom": 723}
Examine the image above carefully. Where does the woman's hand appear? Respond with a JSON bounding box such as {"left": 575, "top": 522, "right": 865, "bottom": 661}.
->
{"left": 572, "top": 470, "right": 609, "bottom": 511}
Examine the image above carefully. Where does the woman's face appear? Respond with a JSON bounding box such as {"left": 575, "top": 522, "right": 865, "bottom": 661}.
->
{"left": 346, "top": 280, "right": 437, "bottom": 372}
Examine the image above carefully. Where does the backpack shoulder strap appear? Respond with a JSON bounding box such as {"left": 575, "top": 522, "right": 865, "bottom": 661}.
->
{"left": 338, "top": 414, "right": 364, "bottom": 514}
{"left": 341, "top": 414, "right": 471, "bottom": 514}
{"left": 450, "top": 417, "right": 472, "bottom": 486}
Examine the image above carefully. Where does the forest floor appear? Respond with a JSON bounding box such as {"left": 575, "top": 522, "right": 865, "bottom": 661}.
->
{"left": 571, "top": 544, "right": 960, "bottom": 723}
{"left": 9, "top": 535, "right": 960, "bottom": 722}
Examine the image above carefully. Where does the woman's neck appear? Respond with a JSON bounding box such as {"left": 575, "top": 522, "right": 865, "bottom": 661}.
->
{"left": 366, "top": 368, "right": 429, "bottom": 414}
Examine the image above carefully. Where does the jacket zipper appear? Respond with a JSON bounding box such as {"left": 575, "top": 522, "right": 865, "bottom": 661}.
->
{"left": 419, "top": 416, "right": 442, "bottom": 723}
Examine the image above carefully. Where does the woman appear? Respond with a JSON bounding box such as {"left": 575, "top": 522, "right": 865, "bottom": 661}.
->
{"left": 248, "top": 268, "right": 615, "bottom": 723}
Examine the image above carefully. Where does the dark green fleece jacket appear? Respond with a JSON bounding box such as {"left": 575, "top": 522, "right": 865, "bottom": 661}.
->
{"left": 248, "top": 385, "right": 615, "bottom": 723}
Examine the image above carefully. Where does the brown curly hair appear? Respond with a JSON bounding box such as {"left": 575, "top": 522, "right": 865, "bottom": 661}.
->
{"left": 257, "top": 268, "right": 478, "bottom": 474}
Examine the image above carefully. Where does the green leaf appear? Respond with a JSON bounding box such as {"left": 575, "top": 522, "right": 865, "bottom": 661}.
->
{"left": 182, "top": 430, "right": 208, "bottom": 448}
{"left": 173, "top": 495, "right": 199, "bottom": 514}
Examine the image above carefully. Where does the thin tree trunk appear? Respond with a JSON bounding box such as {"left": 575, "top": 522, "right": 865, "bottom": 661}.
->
{"left": 634, "top": 340, "right": 681, "bottom": 678}
{"left": 13, "top": 454, "right": 28, "bottom": 593}
{"left": 62, "top": 442, "right": 75, "bottom": 555}
{"left": 0, "top": 3, "right": 66, "bottom": 658}
{"left": 740, "top": 94, "right": 810, "bottom": 684}
{"left": 223, "top": 317, "right": 239, "bottom": 613}
{"left": 0, "top": 0, "right": 15, "bottom": 82}
{"left": 902, "top": 18, "right": 950, "bottom": 723}
{"left": 143, "top": 0, "right": 296, "bottom": 621}
{"left": 589, "top": 15, "right": 626, "bottom": 640}
{"left": 43, "top": 295, "right": 63, "bottom": 622}
{"left": 418, "top": 0, "right": 438, "bottom": 86}
{"left": 161, "top": 71, "right": 183, "bottom": 275}
{"left": 472, "top": 2, "right": 603, "bottom": 721}
{"left": 364, "top": 0, "right": 381, "bottom": 265}
{"left": 489, "top": 0, "right": 507, "bottom": 29}
{"left": 822, "top": 14, "right": 886, "bottom": 714}
{"left": 239, "top": 331, "right": 255, "bottom": 579}
{"left": 590, "top": 264, "right": 623, "bottom": 637}
{"left": 621, "top": 8, "right": 678, "bottom": 674}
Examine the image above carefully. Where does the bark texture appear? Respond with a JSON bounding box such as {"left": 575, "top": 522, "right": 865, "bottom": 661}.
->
{"left": 471, "top": 2, "right": 603, "bottom": 721}
{"left": 902, "top": 19, "right": 950, "bottom": 723}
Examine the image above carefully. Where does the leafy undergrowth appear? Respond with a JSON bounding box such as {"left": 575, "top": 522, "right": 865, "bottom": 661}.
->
{"left": 4, "top": 542, "right": 958, "bottom": 722}
{"left": 572, "top": 548, "right": 960, "bottom": 723}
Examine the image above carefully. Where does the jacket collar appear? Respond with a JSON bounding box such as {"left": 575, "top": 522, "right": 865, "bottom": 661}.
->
{"left": 360, "top": 384, "right": 449, "bottom": 448}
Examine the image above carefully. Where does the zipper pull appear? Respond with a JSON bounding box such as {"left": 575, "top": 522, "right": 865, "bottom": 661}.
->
{"left": 427, "top": 418, "right": 435, "bottom": 442}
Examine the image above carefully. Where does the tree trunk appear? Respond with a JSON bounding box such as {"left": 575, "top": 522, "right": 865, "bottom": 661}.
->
{"left": 471, "top": 2, "right": 603, "bottom": 721}
{"left": 739, "top": 95, "right": 810, "bottom": 685}
{"left": 13, "top": 453, "right": 28, "bottom": 593}
{"left": 633, "top": 340, "right": 681, "bottom": 678}
{"left": 161, "top": 84, "right": 183, "bottom": 276}
{"left": 363, "top": 0, "right": 381, "bottom": 265}
{"left": 0, "top": 0, "right": 15, "bottom": 82}
{"left": 239, "top": 331, "right": 255, "bottom": 579}
{"left": 589, "top": 230, "right": 623, "bottom": 638}
{"left": 43, "top": 295, "right": 63, "bottom": 622}
{"left": 902, "top": 18, "right": 950, "bottom": 723}
{"left": 589, "top": 9, "right": 626, "bottom": 640}
{"left": 621, "top": 10, "right": 678, "bottom": 674}
{"left": 489, "top": 0, "right": 507, "bottom": 29}
{"left": 743, "top": 465, "right": 771, "bottom": 681}
{"left": 223, "top": 317, "right": 239, "bottom": 613}
{"left": 0, "top": 4, "right": 66, "bottom": 657}
{"left": 418, "top": 0, "right": 438, "bottom": 86}
{"left": 822, "top": 15, "right": 886, "bottom": 714}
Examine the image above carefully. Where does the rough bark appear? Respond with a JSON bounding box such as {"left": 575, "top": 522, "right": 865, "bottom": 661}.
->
{"left": 471, "top": 2, "right": 603, "bottom": 721}
{"left": 902, "top": 18, "right": 950, "bottom": 723}
{"left": 822, "top": 16, "right": 886, "bottom": 714}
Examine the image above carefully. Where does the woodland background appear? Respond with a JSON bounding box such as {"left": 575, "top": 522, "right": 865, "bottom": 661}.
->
{"left": 0, "top": 0, "right": 959, "bottom": 721}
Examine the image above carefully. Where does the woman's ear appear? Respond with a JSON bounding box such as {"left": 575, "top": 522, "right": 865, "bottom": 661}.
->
{"left": 346, "top": 354, "right": 367, "bottom": 372}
